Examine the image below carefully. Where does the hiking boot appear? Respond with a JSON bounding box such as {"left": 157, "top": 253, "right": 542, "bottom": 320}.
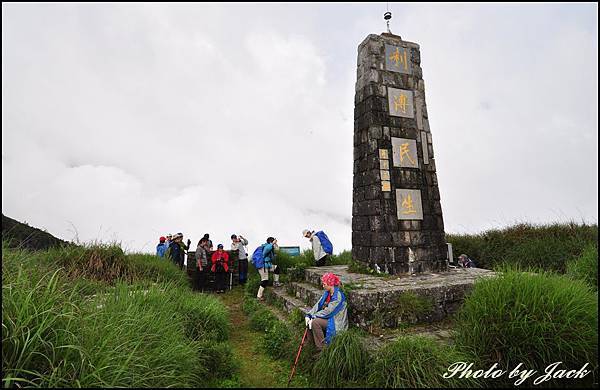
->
{"left": 257, "top": 296, "right": 265, "bottom": 301}
{"left": 273, "top": 282, "right": 283, "bottom": 288}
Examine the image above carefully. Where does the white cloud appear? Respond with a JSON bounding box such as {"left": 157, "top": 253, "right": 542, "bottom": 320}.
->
{"left": 2, "top": 3, "right": 597, "bottom": 253}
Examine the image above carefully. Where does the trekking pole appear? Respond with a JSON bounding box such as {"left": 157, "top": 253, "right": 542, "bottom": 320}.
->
{"left": 287, "top": 327, "right": 309, "bottom": 387}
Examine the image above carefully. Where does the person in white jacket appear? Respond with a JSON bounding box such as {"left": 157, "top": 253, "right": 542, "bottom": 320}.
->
{"left": 231, "top": 234, "right": 249, "bottom": 284}
{"left": 303, "top": 229, "right": 328, "bottom": 267}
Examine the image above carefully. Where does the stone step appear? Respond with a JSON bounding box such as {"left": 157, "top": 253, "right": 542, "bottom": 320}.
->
{"left": 269, "top": 287, "right": 311, "bottom": 315}
{"left": 290, "top": 282, "right": 322, "bottom": 307}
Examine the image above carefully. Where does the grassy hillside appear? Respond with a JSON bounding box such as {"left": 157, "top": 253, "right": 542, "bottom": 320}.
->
{"left": 2, "top": 214, "right": 72, "bottom": 251}
{"left": 2, "top": 242, "right": 238, "bottom": 387}
{"left": 446, "top": 222, "right": 598, "bottom": 272}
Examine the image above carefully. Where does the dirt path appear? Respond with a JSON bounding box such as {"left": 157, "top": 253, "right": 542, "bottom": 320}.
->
{"left": 217, "top": 287, "right": 294, "bottom": 388}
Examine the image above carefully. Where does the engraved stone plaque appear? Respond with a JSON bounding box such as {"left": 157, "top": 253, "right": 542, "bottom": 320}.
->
{"left": 382, "top": 181, "right": 391, "bottom": 192}
{"left": 385, "top": 44, "right": 411, "bottom": 74}
{"left": 380, "top": 170, "right": 390, "bottom": 181}
{"left": 396, "top": 189, "right": 423, "bottom": 220}
{"left": 380, "top": 159, "right": 390, "bottom": 170}
{"left": 388, "top": 88, "right": 414, "bottom": 118}
{"left": 379, "top": 149, "right": 389, "bottom": 160}
{"left": 392, "top": 137, "right": 419, "bottom": 168}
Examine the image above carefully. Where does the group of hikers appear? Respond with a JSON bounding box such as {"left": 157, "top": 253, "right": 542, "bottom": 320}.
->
{"left": 154, "top": 228, "right": 345, "bottom": 353}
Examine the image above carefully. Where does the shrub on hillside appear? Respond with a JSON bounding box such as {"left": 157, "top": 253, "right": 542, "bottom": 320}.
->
{"left": 566, "top": 244, "right": 598, "bottom": 290}
{"left": 249, "top": 308, "right": 278, "bottom": 332}
{"left": 177, "top": 291, "right": 230, "bottom": 341}
{"left": 4, "top": 242, "right": 188, "bottom": 286}
{"left": 287, "top": 308, "right": 306, "bottom": 329}
{"left": 312, "top": 329, "right": 370, "bottom": 387}
{"left": 242, "top": 296, "right": 261, "bottom": 316}
{"left": 454, "top": 269, "right": 598, "bottom": 387}
{"left": 446, "top": 222, "right": 598, "bottom": 272}
{"left": 197, "top": 340, "right": 239, "bottom": 381}
{"left": 244, "top": 263, "right": 261, "bottom": 297}
{"left": 330, "top": 250, "right": 352, "bottom": 265}
{"left": 261, "top": 321, "right": 293, "bottom": 360}
{"left": 367, "top": 335, "right": 480, "bottom": 388}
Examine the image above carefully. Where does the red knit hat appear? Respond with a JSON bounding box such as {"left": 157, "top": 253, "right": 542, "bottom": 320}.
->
{"left": 321, "top": 273, "right": 341, "bottom": 286}
{"left": 159, "top": 236, "right": 166, "bottom": 242}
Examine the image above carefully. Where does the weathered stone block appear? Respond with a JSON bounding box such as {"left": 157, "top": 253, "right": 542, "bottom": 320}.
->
{"left": 369, "top": 215, "right": 385, "bottom": 232}
{"left": 372, "top": 232, "right": 393, "bottom": 246}
{"left": 352, "top": 231, "right": 372, "bottom": 246}
{"left": 392, "top": 231, "right": 411, "bottom": 246}
{"left": 352, "top": 216, "right": 370, "bottom": 231}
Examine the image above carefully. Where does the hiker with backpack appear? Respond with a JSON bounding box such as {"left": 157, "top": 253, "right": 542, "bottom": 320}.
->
{"left": 252, "top": 237, "right": 281, "bottom": 301}
{"left": 156, "top": 236, "right": 168, "bottom": 258}
{"left": 211, "top": 244, "right": 230, "bottom": 293}
{"left": 302, "top": 229, "right": 333, "bottom": 266}
{"left": 304, "top": 272, "right": 348, "bottom": 353}
{"left": 231, "top": 234, "right": 249, "bottom": 285}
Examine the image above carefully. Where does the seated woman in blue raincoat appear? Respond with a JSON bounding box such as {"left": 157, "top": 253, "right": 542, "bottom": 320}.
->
{"left": 304, "top": 272, "right": 348, "bottom": 352}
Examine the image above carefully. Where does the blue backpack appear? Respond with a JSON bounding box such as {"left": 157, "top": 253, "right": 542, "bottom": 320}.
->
{"left": 315, "top": 231, "right": 333, "bottom": 255}
{"left": 251, "top": 245, "right": 265, "bottom": 268}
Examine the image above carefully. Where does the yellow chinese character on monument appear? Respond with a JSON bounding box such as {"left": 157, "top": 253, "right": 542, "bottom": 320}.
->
{"left": 401, "top": 194, "right": 417, "bottom": 215}
{"left": 399, "top": 143, "right": 416, "bottom": 166}
{"left": 393, "top": 94, "right": 408, "bottom": 114}
{"left": 389, "top": 47, "right": 408, "bottom": 71}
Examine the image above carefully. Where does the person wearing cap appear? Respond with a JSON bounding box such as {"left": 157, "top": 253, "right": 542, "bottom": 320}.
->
{"left": 458, "top": 254, "right": 476, "bottom": 268}
{"left": 156, "top": 236, "right": 168, "bottom": 258}
{"left": 211, "top": 244, "right": 230, "bottom": 293}
{"left": 165, "top": 234, "right": 173, "bottom": 248}
{"left": 304, "top": 272, "right": 348, "bottom": 352}
{"left": 231, "top": 234, "right": 249, "bottom": 285}
{"left": 166, "top": 233, "right": 190, "bottom": 270}
{"left": 202, "top": 233, "right": 214, "bottom": 251}
{"left": 303, "top": 229, "right": 328, "bottom": 267}
{"left": 175, "top": 233, "right": 191, "bottom": 270}
{"left": 256, "top": 237, "right": 280, "bottom": 300}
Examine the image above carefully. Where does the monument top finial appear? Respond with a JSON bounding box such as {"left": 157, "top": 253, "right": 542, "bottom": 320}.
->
{"left": 384, "top": 10, "right": 392, "bottom": 34}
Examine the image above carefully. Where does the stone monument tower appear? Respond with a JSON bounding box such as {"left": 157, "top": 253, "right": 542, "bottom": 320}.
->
{"left": 352, "top": 31, "right": 447, "bottom": 275}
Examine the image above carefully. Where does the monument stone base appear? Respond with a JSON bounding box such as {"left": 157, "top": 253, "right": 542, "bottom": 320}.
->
{"left": 270, "top": 264, "right": 496, "bottom": 332}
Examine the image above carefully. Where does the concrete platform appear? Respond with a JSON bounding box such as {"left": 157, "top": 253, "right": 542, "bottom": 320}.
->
{"left": 268, "top": 265, "right": 497, "bottom": 331}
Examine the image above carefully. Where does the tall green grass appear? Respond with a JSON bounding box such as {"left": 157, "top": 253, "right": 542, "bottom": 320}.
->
{"left": 3, "top": 241, "right": 188, "bottom": 287}
{"left": 446, "top": 222, "right": 598, "bottom": 272}
{"left": 2, "top": 243, "right": 237, "bottom": 387}
{"left": 311, "top": 329, "right": 370, "bottom": 387}
{"left": 261, "top": 321, "right": 293, "bottom": 360}
{"left": 454, "top": 269, "right": 598, "bottom": 387}
{"left": 566, "top": 244, "right": 598, "bottom": 291}
{"left": 368, "top": 335, "right": 480, "bottom": 388}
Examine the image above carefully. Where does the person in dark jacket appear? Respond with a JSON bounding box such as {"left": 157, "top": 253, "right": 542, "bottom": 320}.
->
{"left": 211, "top": 244, "right": 229, "bottom": 293}
{"left": 202, "top": 233, "right": 214, "bottom": 251}
{"left": 168, "top": 232, "right": 190, "bottom": 270}
{"left": 167, "top": 235, "right": 182, "bottom": 266}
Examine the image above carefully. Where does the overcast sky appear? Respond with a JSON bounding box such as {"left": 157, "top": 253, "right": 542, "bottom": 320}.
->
{"left": 2, "top": 3, "right": 598, "bottom": 254}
